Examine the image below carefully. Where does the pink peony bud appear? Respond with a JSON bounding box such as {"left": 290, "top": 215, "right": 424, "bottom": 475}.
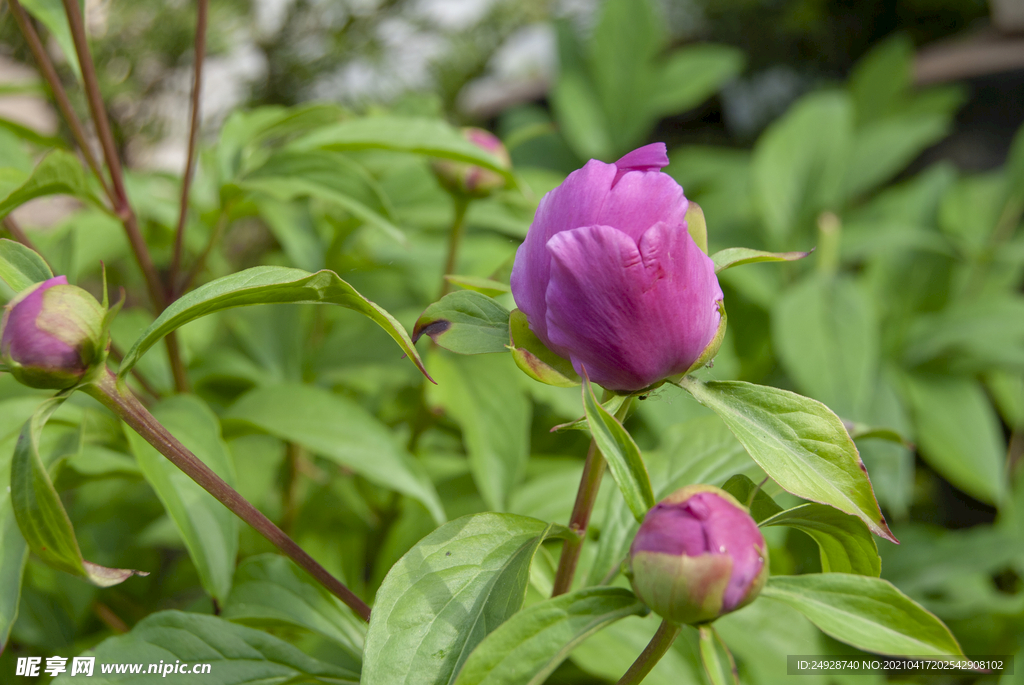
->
{"left": 509, "top": 143, "right": 723, "bottom": 393}
{"left": 431, "top": 127, "right": 511, "bottom": 198}
{"left": 1, "top": 276, "right": 106, "bottom": 389}
{"left": 628, "top": 485, "right": 768, "bottom": 625}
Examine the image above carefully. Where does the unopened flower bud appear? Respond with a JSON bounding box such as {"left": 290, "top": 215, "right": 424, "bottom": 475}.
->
{"left": 628, "top": 485, "right": 768, "bottom": 625}
{"left": 510, "top": 143, "right": 723, "bottom": 393}
{"left": 431, "top": 127, "right": 511, "bottom": 197}
{"left": 1, "top": 276, "right": 107, "bottom": 389}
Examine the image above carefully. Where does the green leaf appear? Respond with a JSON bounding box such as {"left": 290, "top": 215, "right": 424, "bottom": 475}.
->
{"left": 901, "top": 373, "right": 1005, "bottom": 505}
{"left": 773, "top": 275, "right": 879, "bottom": 418}
{"left": 719, "top": 474, "right": 783, "bottom": 524}
{"left": 761, "top": 574, "right": 963, "bottom": 657}
{"left": 550, "top": 21, "right": 612, "bottom": 161}
{"left": 699, "top": 625, "right": 737, "bottom": 685}
{"left": 587, "top": 0, "right": 662, "bottom": 153}
{"left": 647, "top": 45, "right": 744, "bottom": 119}
{"left": 0, "top": 238, "right": 53, "bottom": 293}
{"left": 0, "top": 398, "right": 42, "bottom": 652}
{"left": 848, "top": 35, "right": 914, "bottom": 124}
{"left": 223, "top": 554, "right": 365, "bottom": 667}
{"left": 711, "top": 247, "right": 812, "bottom": 274}
{"left": 508, "top": 308, "right": 579, "bottom": 388}
{"left": 18, "top": 0, "right": 84, "bottom": 81}
{"left": 427, "top": 353, "right": 531, "bottom": 512}
{"left": 0, "top": 150, "right": 100, "bottom": 219}
{"left": 752, "top": 91, "right": 852, "bottom": 240}
{"left": 444, "top": 275, "right": 511, "bottom": 297}
{"left": 51, "top": 610, "right": 359, "bottom": 684}
{"left": 255, "top": 198, "right": 325, "bottom": 272}
{"left": 238, "top": 150, "right": 404, "bottom": 244}
{"left": 117, "top": 266, "right": 429, "bottom": 382}
{"left": 412, "top": 291, "right": 511, "bottom": 355}
{"left": 362, "top": 513, "right": 567, "bottom": 685}
{"left": 452, "top": 587, "right": 647, "bottom": 685}
{"left": 294, "top": 116, "right": 514, "bottom": 183}
{"left": 11, "top": 395, "right": 145, "bottom": 587}
{"left": 123, "top": 395, "right": 238, "bottom": 603}
{"left": 225, "top": 383, "right": 445, "bottom": 524}
{"left": 581, "top": 374, "right": 653, "bottom": 523}
{"left": 843, "top": 114, "right": 950, "bottom": 199}
{"left": 0, "top": 115, "right": 66, "bottom": 150}
{"left": 677, "top": 377, "right": 895, "bottom": 542}
{"left": 760, "top": 503, "right": 881, "bottom": 576}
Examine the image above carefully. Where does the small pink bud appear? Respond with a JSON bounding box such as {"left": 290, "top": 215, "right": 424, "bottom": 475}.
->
{"left": 628, "top": 485, "right": 768, "bottom": 625}
{"left": 1, "top": 276, "right": 107, "bottom": 389}
{"left": 431, "top": 127, "right": 511, "bottom": 198}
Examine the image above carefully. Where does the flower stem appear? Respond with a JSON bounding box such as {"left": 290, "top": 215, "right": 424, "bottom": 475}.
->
{"left": 59, "top": 0, "right": 189, "bottom": 393}
{"left": 84, "top": 370, "right": 372, "bottom": 622}
{"left": 551, "top": 394, "right": 633, "bottom": 596}
{"left": 617, "top": 619, "right": 681, "bottom": 685}
{"left": 440, "top": 195, "right": 470, "bottom": 297}
{"left": 169, "top": 0, "right": 208, "bottom": 294}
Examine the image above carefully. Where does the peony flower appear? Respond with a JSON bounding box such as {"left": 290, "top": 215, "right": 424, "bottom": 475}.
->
{"left": 509, "top": 143, "right": 723, "bottom": 392}
{"left": 1, "top": 275, "right": 107, "bottom": 389}
{"left": 629, "top": 485, "right": 768, "bottom": 625}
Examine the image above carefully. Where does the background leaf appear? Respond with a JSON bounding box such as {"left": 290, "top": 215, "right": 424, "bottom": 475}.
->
{"left": 762, "top": 574, "right": 964, "bottom": 657}
{"left": 453, "top": 587, "right": 647, "bottom": 685}
{"left": 901, "top": 373, "right": 1006, "bottom": 505}
{"left": 51, "top": 610, "right": 359, "bottom": 684}
{"left": 124, "top": 395, "right": 239, "bottom": 603}
{"left": 0, "top": 150, "right": 100, "bottom": 219}
{"left": 0, "top": 238, "right": 53, "bottom": 294}
{"left": 222, "top": 554, "right": 365, "bottom": 668}
{"left": 362, "top": 513, "right": 565, "bottom": 685}
{"left": 225, "top": 383, "right": 445, "bottom": 524}
{"left": 427, "top": 353, "right": 531, "bottom": 512}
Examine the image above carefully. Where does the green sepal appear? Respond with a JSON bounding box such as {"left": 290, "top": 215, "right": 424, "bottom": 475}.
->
{"left": 508, "top": 308, "right": 580, "bottom": 387}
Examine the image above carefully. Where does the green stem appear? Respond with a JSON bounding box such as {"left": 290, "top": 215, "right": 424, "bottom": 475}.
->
{"left": 617, "top": 619, "right": 682, "bottom": 685}
{"left": 84, "top": 370, "right": 372, "bottom": 622}
{"left": 440, "top": 195, "right": 470, "bottom": 297}
{"left": 551, "top": 394, "right": 634, "bottom": 596}
{"left": 169, "top": 0, "right": 208, "bottom": 294}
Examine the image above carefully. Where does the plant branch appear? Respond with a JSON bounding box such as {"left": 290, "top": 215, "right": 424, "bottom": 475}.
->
{"left": 60, "top": 0, "right": 189, "bottom": 393}
{"left": 84, "top": 370, "right": 372, "bottom": 622}
{"left": 169, "top": 0, "right": 208, "bottom": 294}
{"left": 7, "top": 0, "right": 113, "bottom": 201}
{"left": 59, "top": 0, "right": 164, "bottom": 311}
{"left": 439, "top": 195, "right": 469, "bottom": 297}
{"left": 551, "top": 394, "right": 634, "bottom": 596}
{"left": 617, "top": 619, "right": 681, "bottom": 685}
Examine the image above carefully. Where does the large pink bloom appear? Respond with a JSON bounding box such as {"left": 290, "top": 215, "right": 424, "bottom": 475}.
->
{"left": 510, "top": 143, "right": 723, "bottom": 392}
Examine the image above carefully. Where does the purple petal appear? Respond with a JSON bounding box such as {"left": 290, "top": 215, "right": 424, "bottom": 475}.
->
{"left": 542, "top": 222, "right": 722, "bottom": 392}
{"left": 1, "top": 275, "right": 81, "bottom": 372}
{"left": 698, "top": 494, "right": 767, "bottom": 611}
{"left": 510, "top": 156, "right": 687, "bottom": 345}
{"left": 631, "top": 501, "right": 709, "bottom": 557}
{"left": 613, "top": 143, "right": 669, "bottom": 186}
